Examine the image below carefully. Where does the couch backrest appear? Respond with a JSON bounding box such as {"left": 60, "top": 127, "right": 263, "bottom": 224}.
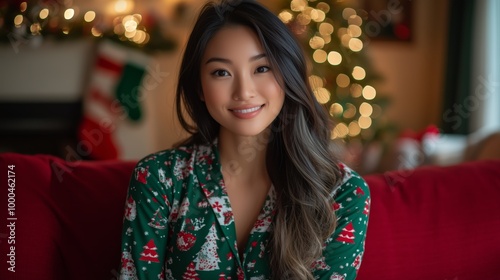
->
{"left": 358, "top": 160, "right": 500, "bottom": 280}
{"left": 1, "top": 153, "right": 500, "bottom": 279}
{"left": 0, "top": 153, "right": 135, "bottom": 280}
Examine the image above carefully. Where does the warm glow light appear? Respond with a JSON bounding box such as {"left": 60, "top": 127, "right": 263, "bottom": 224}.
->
{"left": 348, "top": 15, "right": 363, "bottom": 26}
{"left": 322, "top": 34, "right": 331, "bottom": 44}
{"left": 316, "top": 2, "right": 330, "bottom": 13}
{"left": 337, "top": 27, "right": 347, "bottom": 38}
{"left": 133, "top": 30, "right": 147, "bottom": 44}
{"left": 309, "top": 75, "right": 324, "bottom": 89}
{"left": 350, "top": 83, "right": 363, "bottom": 98}
{"left": 64, "top": 9, "right": 75, "bottom": 20}
{"left": 330, "top": 103, "right": 343, "bottom": 117}
{"left": 313, "top": 49, "right": 327, "bottom": 63}
{"left": 362, "top": 85, "right": 377, "bottom": 100}
{"left": 39, "top": 8, "right": 49, "bottom": 20}
{"left": 297, "top": 13, "right": 311, "bottom": 25}
{"left": 309, "top": 36, "right": 325, "bottom": 49}
{"left": 20, "top": 2, "right": 27, "bottom": 12}
{"left": 279, "top": 10, "right": 293, "bottom": 23}
{"left": 336, "top": 74, "right": 350, "bottom": 88}
{"left": 342, "top": 8, "right": 356, "bottom": 20}
{"left": 114, "top": 24, "right": 125, "bottom": 35}
{"left": 359, "top": 116, "right": 372, "bottom": 129}
{"left": 115, "top": 0, "right": 128, "bottom": 13}
{"left": 348, "top": 25, "right": 362, "bottom": 37}
{"left": 348, "top": 121, "right": 361, "bottom": 137}
{"left": 84, "top": 11, "right": 96, "bottom": 22}
{"left": 62, "top": 27, "right": 70, "bottom": 34}
{"left": 328, "top": 51, "right": 342, "bottom": 65}
{"left": 123, "top": 19, "right": 138, "bottom": 32}
{"left": 343, "top": 103, "right": 356, "bottom": 118}
{"left": 349, "top": 38, "right": 363, "bottom": 52}
{"left": 291, "top": 0, "right": 308, "bottom": 12}
{"left": 314, "top": 88, "right": 331, "bottom": 104}
{"left": 125, "top": 29, "right": 136, "bottom": 39}
{"left": 91, "top": 27, "right": 102, "bottom": 37}
{"left": 313, "top": 10, "right": 326, "bottom": 22}
{"left": 30, "top": 23, "right": 41, "bottom": 34}
{"left": 14, "top": 15, "right": 23, "bottom": 26}
{"left": 341, "top": 34, "right": 352, "bottom": 48}
{"left": 335, "top": 123, "right": 349, "bottom": 138}
{"left": 319, "top": 23, "right": 334, "bottom": 35}
{"left": 133, "top": 14, "right": 142, "bottom": 23}
{"left": 359, "top": 102, "right": 373, "bottom": 117}
{"left": 352, "top": 66, "right": 366, "bottom": 80}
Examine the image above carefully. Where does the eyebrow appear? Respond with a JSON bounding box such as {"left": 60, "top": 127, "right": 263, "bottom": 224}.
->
{"left": 205, "top": 53, "right": 267, "bottom": 64}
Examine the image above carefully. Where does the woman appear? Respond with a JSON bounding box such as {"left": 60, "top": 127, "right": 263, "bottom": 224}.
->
{"left": 120, "top": 0, "right": 370, "bottom": 279}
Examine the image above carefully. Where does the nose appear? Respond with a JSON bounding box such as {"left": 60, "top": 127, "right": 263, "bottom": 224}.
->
{"left": 232, "top": 74, "right": 255, "bottom": 101}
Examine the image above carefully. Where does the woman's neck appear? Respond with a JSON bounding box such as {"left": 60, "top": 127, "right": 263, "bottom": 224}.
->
{"left": 217, "top": 129, "right": 271, "bottom": 186}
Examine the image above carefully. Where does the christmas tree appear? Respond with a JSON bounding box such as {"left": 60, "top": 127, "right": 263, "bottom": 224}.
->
{"left": 194, "top": 224, "right": 221, "bottom": 271}
{"left": 182, "top": 262, "right": 200, "bottom": 280}
{"left": 336, "top": 222, "right": 355, "bottom": 243}
{"left": 148, "top": 208, "right": 168, "bottom": 229}
{"left": 139, "top": 239, "right": 160, "bottom": 263}
{"left": 275, "top": 0, "right": 390, "bottom": 143}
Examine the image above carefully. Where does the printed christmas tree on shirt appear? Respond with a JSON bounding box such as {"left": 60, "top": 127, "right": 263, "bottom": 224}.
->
{"left": 182, "top": 262, "right": 200, "bottom": 280}
{"left": 336, "top": 222, "right": 355, "bottom": 244}
{"left": 148, "top": 208, "right": 168, "bottom": 229}
{"left": 139, "top": 239, "right": 160, "bottom": 263}
{"left": 194, "top": 224, "right": 221, "bottom": 271}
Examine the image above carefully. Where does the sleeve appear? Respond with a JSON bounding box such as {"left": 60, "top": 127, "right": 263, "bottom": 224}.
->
{"left": 119, "top": 154, "right": 172, "bottom": 280}
{"left": 312, "top": 169, "right": 370, "bottom": 280}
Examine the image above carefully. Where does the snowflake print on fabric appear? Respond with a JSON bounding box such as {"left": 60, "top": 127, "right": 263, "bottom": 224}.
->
{"left": 363, "top": 198, "right": 370, "bottom": 215}
{"left": 194, "top": 224, "right": 221, "bottom": 271}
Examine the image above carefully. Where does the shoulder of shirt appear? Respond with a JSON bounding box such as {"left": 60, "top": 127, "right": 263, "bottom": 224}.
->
{"left": 331, "top": 163, "right": 370, "bottom": 202}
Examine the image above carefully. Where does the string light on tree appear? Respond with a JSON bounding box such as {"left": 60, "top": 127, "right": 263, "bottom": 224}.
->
{"left": 278, "top": 0, "right": 389, "bottom": 142}
{"left": 0, "top": 1, "right": 175, "bottom": 52}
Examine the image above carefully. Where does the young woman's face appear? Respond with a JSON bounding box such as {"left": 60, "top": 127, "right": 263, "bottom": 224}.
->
{"left": 200, "top": 25, "right": 285, "bottom": 138}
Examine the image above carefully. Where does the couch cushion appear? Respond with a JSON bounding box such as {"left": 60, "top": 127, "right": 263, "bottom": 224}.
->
{"left": 358, "top": 160, "right": 500, "bottom": 280}
{"left": 0, "top": 153, "right": 135, "bottom": 280}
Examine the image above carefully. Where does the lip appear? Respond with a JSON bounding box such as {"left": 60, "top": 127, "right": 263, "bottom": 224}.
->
{"left": 229, "top": 104, "right": 264, "bottom": 119}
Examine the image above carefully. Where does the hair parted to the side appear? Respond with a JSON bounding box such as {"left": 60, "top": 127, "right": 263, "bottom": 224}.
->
{"left": 175, "top": 0, "right": 343, "bottom": 279}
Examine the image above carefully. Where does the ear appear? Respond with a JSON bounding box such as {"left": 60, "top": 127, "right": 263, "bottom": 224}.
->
{"left": 199, "top": 90, "right": 205, "bottom": 102}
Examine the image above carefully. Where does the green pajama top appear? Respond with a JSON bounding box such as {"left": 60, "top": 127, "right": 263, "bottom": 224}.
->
{"left": 120, "top": 141, "right": 370, "bottom": 280}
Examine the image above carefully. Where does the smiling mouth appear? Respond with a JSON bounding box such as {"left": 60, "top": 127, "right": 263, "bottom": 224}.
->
{"left": 230, "top": 105, "right": 264, "bottom": 114}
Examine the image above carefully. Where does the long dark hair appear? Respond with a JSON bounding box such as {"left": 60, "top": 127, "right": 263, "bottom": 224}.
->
{"left": 175, "top": 0, "right": 343, "bottom": 279}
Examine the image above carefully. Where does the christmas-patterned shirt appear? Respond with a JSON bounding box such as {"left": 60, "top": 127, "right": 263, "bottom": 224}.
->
{"left": 120, "top": 140, "right": 370, "bottom": 280}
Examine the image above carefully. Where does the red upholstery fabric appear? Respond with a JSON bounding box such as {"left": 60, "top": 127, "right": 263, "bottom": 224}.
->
{"left": 358, "top": 160, "right": 500, "bottom": 280}
{"left": 0, "top": 153, "right": 135, "bottom": 280}
{"left": 1, "top": 153, "right": 499, "bottom": 279}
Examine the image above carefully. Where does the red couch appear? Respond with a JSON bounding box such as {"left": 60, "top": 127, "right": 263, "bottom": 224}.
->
{"left": 1, "top": 153, "right": 499, "bottom": 280}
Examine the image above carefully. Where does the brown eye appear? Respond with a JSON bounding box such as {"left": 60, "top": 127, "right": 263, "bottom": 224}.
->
{"left": 256, "top": 66, "right": 270, "bottom": 73}
{"left": 212, "top": 69, "right": 230, "bottom": 77}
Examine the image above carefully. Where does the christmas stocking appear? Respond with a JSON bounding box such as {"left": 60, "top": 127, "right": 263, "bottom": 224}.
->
{"left": 78, "top": 40, "right": 150, "bottom": 160}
